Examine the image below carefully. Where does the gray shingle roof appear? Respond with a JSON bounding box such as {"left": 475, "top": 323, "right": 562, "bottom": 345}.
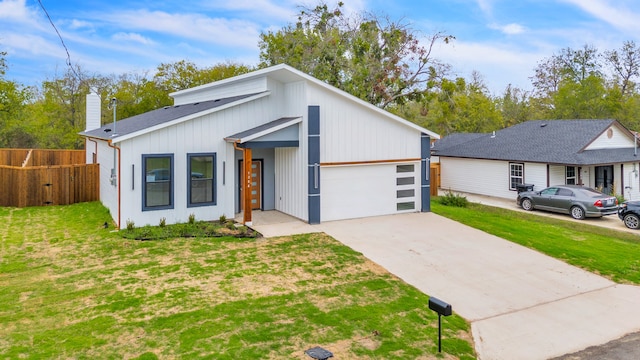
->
{"left": 224, "top": 117, "right": 300, "bottom": 142}
{"left": 432, "top": 119, "right": 639, "bottom": 165}
{"left": 80, "top": 93, "right": 262, "bottom": 140}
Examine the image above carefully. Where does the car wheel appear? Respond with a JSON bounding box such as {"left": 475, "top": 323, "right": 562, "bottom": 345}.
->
{"left": 623, "top": 214, "right": 640, "bottom": 229}
{"left": 570, "top": 206, "right": 586, "bottom": 220}
{"left": 521, "top": 198, "right": 533, "bottom": 211}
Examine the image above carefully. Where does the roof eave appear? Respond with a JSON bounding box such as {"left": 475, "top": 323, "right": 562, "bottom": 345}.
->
{"left": 173, "top": 64, "right": 440, "bottom": 139}
{"left": 109, "top": 91, "right": 271, "bottom": 143}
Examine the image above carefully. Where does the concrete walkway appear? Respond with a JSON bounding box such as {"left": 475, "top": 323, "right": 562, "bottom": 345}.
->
{"left": 250, "top": 210, "right": 640, "bottom": 360}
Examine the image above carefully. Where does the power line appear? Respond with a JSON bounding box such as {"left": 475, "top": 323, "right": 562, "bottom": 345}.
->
{"left": 36, "top": 0, "right": 81, "bottom": 80}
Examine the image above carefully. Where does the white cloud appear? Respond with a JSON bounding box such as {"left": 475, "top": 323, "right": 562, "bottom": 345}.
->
{"left": 433, "top": 39, "right": 543, "bottom": 93}
{"left": 560, "top": 0, "right": 640, "bottom": 33}
{"left": 476, "top": 0, "right": 493, "bottom": 14}
{"left": 489, "top": 22, "right": 526, "bottom": 35}
{"left": 69, "top": 19, "right": 93, "bottom": 30}
{"left": 201, "top": 0, "right": 297, "bottom": 22}
{"left": 0, "top": 0, "right": 31, "bottom": 20}
{"left": 0, "top": 0, "right": 45, "bottom": 30}
{"left": 1, "top": 32, "right": 66, "bottom": 59}
{"left": 112, "top": 32, "right": 155, "bottom": 45}
{"left": 102, "top": 9, "right": 260, "bottom": 49}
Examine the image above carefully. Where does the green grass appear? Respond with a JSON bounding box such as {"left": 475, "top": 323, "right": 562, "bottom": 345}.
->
{"left": 0, "top": 202, "right": 475, "bottom": 359}
{"left": 432, "top": 201, "right": 640, "bottom": 284}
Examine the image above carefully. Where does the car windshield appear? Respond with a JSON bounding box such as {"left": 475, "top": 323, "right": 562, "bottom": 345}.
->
{"left": 577, "top": 187, "right": 606, "bottom": 198}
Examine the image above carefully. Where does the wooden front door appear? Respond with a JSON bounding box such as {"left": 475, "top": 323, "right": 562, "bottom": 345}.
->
{"left": 240, "top": 160, "right": 262, "bottom": 210}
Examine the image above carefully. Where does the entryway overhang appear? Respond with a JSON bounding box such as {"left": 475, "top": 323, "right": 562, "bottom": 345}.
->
{"left": 224, "top": 117, "right": 301, "bottom": 226}
{"left": 224, "top": 117, "right": 301, "bottom": 148}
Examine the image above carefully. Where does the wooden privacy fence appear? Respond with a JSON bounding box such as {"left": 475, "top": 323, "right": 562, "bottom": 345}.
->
{"left": 0, "top": 148, "right": 86, "bottom": 167}
{"left": 430, "top": 163, "right": 441, "bottom": 196}
{"left": 0, "top": 149, "right": 99, "bottom": 207}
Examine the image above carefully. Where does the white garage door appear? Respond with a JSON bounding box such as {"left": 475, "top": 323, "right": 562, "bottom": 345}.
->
{"left": 321, "top": 162, "right": 420, "bottom": 222}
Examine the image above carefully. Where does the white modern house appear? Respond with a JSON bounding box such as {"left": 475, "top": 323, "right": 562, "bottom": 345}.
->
{"left": 431, "top": 119, "right": 640, "bottom": 200}
{"left": 81, "top": 64, "right": 439, "bottom": 228}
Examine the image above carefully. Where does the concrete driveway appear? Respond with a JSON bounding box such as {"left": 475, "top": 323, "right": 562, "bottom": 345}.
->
{"left": 252, "top": 211, "right": 640, "bottom": 360}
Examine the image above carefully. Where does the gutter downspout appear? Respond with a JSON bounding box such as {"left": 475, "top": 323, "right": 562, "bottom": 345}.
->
{"left": 233, "top": 141, "right": 252, "bottom": 225}
{"left": 107, "top": 139, "right": 121, "bottom": 229}
{"left": 86, "top": 137, "right": 98, "bottom": 163}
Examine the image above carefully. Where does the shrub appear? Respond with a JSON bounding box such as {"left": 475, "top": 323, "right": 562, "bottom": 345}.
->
{"left": 219, "top": 214, "right": 227, "bottom": 223}
{"left": 438, "top": 191, "right": 469, "bottom": 207}
{"left": 188, "top": 213, "right": 196, "bottom": 224}
{"left": 159, "top": 217, "right": 166, "bottom": 227}
{"left": 125, "top": 219, "right": 135, "bottom": 231}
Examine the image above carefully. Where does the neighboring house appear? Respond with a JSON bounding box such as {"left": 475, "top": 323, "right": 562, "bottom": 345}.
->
{"left": 80, "top": 64, "right": 439, "bottom": 228}
{"left": 431, "top": 119, "right": 640, "bottom": 200}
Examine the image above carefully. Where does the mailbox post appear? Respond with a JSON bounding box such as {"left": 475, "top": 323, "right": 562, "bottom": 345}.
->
{"left": 428, "top": 297, "right": 452, "bottom": 353}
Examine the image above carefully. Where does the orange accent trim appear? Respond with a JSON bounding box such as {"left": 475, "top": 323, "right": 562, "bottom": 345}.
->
{"left": 107, "top": 140, "right": 121, "bottom": 229}
{"left": 321, "top": 158, "right": 421, "bottom": 166}
{"left": 233, "top": 141, "right": 253, "bottom": 224}
{"left": 243, "top": 148, "right": 253, "bottom": 224}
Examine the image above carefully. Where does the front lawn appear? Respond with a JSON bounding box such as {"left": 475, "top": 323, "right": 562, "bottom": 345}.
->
{"left": 0, "top": 202, "right": 475, "bottom": 359}
{"left": 432, "top": 201, "right": 640, "bottom": 284}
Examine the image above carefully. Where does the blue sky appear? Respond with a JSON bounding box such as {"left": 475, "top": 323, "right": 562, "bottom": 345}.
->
{"left": 1, "top": 0, "right": 639, "bottom": 94}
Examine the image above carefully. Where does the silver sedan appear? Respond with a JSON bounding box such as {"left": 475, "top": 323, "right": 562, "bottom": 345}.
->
{"left": 516, "top": 185, "right": 619, "bottom": 220}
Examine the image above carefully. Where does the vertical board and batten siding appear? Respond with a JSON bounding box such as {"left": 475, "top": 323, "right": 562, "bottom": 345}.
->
{"left": 117, "top": 93, "right": 285, "bottom": 226}
{"left": 94, "top": 140, "right": 119, "bottom": 219}
{"left": 441, "top": 158, "right": 548, "bottom": 200}
{"left": 585, "top": 125, "right": 635, "bottom": 150}
{"left": 308, "top": 83, "right": 421, "bottom": 163}
{"left": 274, "top": 80, "right": 308, "bottom": 221}
{"left": 305, "top": 82, "right": 423, "bottom": 220}
{"left": 172, "top": 77, "right": 269, "bottom": 106}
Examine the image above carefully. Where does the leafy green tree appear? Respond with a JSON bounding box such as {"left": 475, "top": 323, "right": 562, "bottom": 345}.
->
{"left": 395, "top": 75, "right": 502, "bottom": 135}
{"left": 0, "top": 49, "right": 37, "bottom": 148}
{"left": 29, "top": 65, "right": 114, "bottom": 148}
{"left": 0, "top": 79, "right": 35, "bottom": 148}
{"left": 110, "top": 72, "right": 170, "bottom": 120}
{"left": 259, "top": 2, "right": 453, "bottom": 108}
{"left": 551, "top": 74, "right": 621, "bottom": 119}
{"left": 154, "top": 60, "right": 253, "bottom": 93}
{"left": 497, "top": 84, "right": 533, "bottom": 126}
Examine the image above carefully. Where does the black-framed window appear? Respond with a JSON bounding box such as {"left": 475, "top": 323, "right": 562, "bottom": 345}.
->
{"left": 188, "top": 153, "right": 216, "bottom": 207}
{"left": 566, "top": 166, "right": 576, "bottom": 185}
{"left": 142, "top": 154, "right": 174, "bottom": 210}
{"left": 509, "top": 163, "right": 524, "bottom": 190}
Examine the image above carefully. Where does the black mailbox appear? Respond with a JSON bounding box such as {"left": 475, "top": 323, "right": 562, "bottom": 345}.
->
{"left": 428, "top": 296, "right": 452, "bottom": 353}
{"left": 428, "top": 297, "right": 452, "bottom": 316}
